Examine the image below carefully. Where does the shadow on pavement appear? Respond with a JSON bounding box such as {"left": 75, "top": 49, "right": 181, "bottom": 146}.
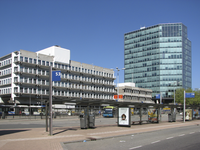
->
{"left": 0, "top": 129, "right": 30, "bottom": 136}
{"left": 53, "top": 127, "right": 78, "bottom": 135}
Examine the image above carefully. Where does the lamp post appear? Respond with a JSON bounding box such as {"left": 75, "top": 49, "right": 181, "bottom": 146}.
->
{"left": 116, "top": 67, "right": 125, "bottom": 101}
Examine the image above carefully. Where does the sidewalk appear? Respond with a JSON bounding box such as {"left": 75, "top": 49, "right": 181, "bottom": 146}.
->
{"left": 0, "top": 120, "right": 199, "bottom": 150}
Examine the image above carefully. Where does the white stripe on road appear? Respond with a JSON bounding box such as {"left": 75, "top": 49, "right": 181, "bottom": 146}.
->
{"left": 179, "top": 134, "right": 185, "bottom": 136}
{"left": 189, "top": 132, "right": 195, "bottom": 134}
{"left": 129, "top": 145, "right": 142, "bottom": 149}
{"left": 151, "top": 140, "right": 160, "bottom": 144}
{"left": 166, "top": 137, "right": 174, "bottom": 139}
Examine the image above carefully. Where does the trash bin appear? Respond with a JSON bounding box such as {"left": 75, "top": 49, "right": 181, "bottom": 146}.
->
{"left": 89, "top": 114, "right": 95, "bottom": 128}
{"left": 172, "top": 112, "right": 176, "bottom": 122}
{"left": 2, "top": 112, "right": 5, "bottom": 119}
{"left": 168, "top": 113, "right": 172, "bottom": 122}
{"left": 80, "top": 114, "right": 87, "bottom": 129}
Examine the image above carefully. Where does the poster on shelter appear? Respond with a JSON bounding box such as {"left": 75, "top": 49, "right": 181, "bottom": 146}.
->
{"left": 118, "top": 107, "right": 129, "bottom": 126}
{"left": 148, "top": 108, "right": 158, "bottom": 122}
{"left": 185, "top": 109, "right": 192, "bottom": 121}
{"left": 193, "top": 109, "right": 200, "bottom": 119}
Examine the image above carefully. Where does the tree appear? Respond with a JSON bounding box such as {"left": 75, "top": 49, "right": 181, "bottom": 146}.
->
{"left": 193, "top": 89, "right": 200, "bottom": 105}
{"left": 173, "top": 88, "right": 200, "bottom": 105}
{"left": 174, "top": 88, "right": 185, "bottom": 104}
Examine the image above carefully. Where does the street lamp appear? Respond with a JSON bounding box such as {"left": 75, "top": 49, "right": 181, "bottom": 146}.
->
{"left": 115, "top": 67, "right": 125, "bottom": 101}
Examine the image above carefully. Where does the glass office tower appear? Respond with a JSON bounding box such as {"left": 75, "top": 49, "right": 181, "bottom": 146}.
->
{"left": 124, "top": 23, "right": 191, "bottom": 100}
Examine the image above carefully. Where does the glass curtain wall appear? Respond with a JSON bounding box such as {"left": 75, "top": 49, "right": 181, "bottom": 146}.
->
{"left": 124, "top": 23, "right": 191, "bottom": 98}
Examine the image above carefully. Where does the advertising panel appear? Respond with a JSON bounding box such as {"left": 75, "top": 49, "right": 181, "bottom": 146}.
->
{"left": 148, "top": 108, "right": 158, "bottom": 122}
{"left": 118, "top": 107, "right": 130, "bottom": 127}
{"left": 193, "top": 109, "right": 199, "bottom": 119}
{"left": 185, "top": 109, "right": 192, "bottom": 121}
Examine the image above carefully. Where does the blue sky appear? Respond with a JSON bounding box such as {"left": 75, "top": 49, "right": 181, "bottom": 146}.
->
{"left": 0, "top": 0, "right": 199, "bottom": 89}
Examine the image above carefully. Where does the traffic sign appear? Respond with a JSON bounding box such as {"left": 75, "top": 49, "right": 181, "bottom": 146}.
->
{"left": 52, "top": 71, "right": 61, "bottom": 81}
{"left": 156, "top": 94, "right": 160, "bottom": 99}
{"left": 185, "top": 93, "right": 195, "bottom": 98}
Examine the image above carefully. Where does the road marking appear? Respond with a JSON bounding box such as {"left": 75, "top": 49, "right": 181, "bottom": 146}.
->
{"left": 189, "top": 132, "right": 195, "bottom": 134}
{"left": 88, "top": 122, "right": 198, "bottom": 136}
{"left": 166, "top": 137, "right": 174, "bottom": 139}
{"left": 129, "top": 145, "right": 142, "bottom": 149}
{"left": 151, "top": 140, "right": 160, "bottom": 144}
{"left": 179, "top": 134, "right": 185, "bottom": 136}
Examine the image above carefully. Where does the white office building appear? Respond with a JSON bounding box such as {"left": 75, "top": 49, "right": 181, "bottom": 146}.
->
{"left": 0, "top": 45, "right": 116, "bottom": 106}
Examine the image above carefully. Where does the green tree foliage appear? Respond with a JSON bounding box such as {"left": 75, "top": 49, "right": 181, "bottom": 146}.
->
{"left": 173, "top": 88, "right": 200, "bottom": 105}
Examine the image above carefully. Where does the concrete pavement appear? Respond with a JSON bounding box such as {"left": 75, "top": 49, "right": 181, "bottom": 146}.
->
{"left": 0, "top": 120, "right": 199, "bottom": 150}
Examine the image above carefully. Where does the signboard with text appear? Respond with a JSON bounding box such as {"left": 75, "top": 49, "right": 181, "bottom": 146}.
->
{"left": 185, "top": 93, "right": 195, "bottom": 98}
{"left": 156, "top": 94, "right": 160, "bottom": 99}
{"left": 52, "top": 71, "right": 61, "bottom": 81}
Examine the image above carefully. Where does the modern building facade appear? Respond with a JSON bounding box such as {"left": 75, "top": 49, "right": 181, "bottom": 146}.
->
{"left": 116, "top": 83, "right": 153, "bottom": 103}
{"left": 124, "top": 23, "right": 191, "bottom": 101}
{"left": 0, "top": 46, "right": 116, "bottom": 106}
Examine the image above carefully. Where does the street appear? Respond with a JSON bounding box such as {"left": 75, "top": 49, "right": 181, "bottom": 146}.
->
{"left": 63, "top": 124, "right": 200, "bottom": 150}
{"left": 0, "top": 114, "right": 183, "bottom": 129}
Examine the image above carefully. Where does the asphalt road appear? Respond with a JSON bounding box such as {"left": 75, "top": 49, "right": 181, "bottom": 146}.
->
{"left": 0, "top": 114, "right": 183, "bottom": 129}
{"left": 0, "top": 116, "right": 117, "bottom": 129}
{"left": 62, "top": 125, "right": 200, "bottom": 150}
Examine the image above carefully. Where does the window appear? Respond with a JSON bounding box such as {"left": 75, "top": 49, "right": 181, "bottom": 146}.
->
{"left": 25, "top": 67, "right": 28, "bottom": 73}
{"left": 14, "top": 77, "right": 18, "bottom": 82}
{"left": 20, "top": 66, "right": 23, "bottom": 72}
{"left": 25, "top": 57, "right": 28, "bottom": 62}
{"left": 29, "top": 68, "right": 32, "bottom": 73}
{"left": 20, "top": 56, "right": 23, "bottom": 61}
{"left": 42, "top": 61, "right": 45, "bottom": 65}
{"left": 29, "top": 58, "right": 32, "bottom": 63}
{"left": 42, "top": 70, "right": 45, "bottom": 75}
{"left": 46, "top": 61, "right": 49, "bottom": 66}
{"left": 29, "top": 88, "right": 32, "bottom": 94}
{"left": 38, "top": 60, "right": 41, "bottom": 65}
{"left": 14, "top": 57, "right": 18, "bottom": 62}
{"left": 38, "top": 70, "right": 41, "bottom": 75}
{"left": 34, "top": 59, "right": 37, "bottom": 64}
{"left": 14, "top": 87, "right": 18, "bottom": 93}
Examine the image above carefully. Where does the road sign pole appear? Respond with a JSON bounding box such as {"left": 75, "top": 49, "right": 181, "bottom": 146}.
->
{"left": 183, "top": 90, "right": 185, "bottom": 123}
{"left": 49, "top": 66, "right": 53, "bottom": 135}
{"left": 160, "top": 92, "right": 162, "bottom": 122}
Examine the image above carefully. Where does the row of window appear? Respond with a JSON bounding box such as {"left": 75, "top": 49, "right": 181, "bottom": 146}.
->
{"left": 125, "top": 57, "right": 182, "bottom": 67}
{"left": 125, "top": 34, "right": 160, "bottom": 45}
{"left": 123, "top": 89, "right": 151, "bottom": 95}
{"left": 125, "top": 33, "right": 182, "bottom": 47}
{"left": 0, "top": 68, "right": 12, "bottom": 76}
{"left": 125, "top": 72, "right": 182, "bottom": 80}
{"left": 0, "top": 78, "right": 12, "bottom": 85}
{"left": 125, "top": 27, "right": 160, "bottom": 40}
{"left": 16, "top": 68, "right": 114, "bottom": 85}
{"left": 16, "top": 77, "right": 115, "bottom": 92}
{"left": 0, "top": 88, "right": 12, "bottom": 94}
{"left": 0, "top": 58, "right": 12, "bottom": 67}
{"left": 13, "top": 87, "right": 113, "bottom": 100}
{"left": 18, "top": 56, "right": 113, "bottom": 78}
{"left": 123, "top": 95, "right": 150, "bottom": 101}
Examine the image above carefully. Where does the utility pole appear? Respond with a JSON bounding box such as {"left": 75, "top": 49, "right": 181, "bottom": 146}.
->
{"left": 49, "top": 66, "right": 52, "bottom": 135}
